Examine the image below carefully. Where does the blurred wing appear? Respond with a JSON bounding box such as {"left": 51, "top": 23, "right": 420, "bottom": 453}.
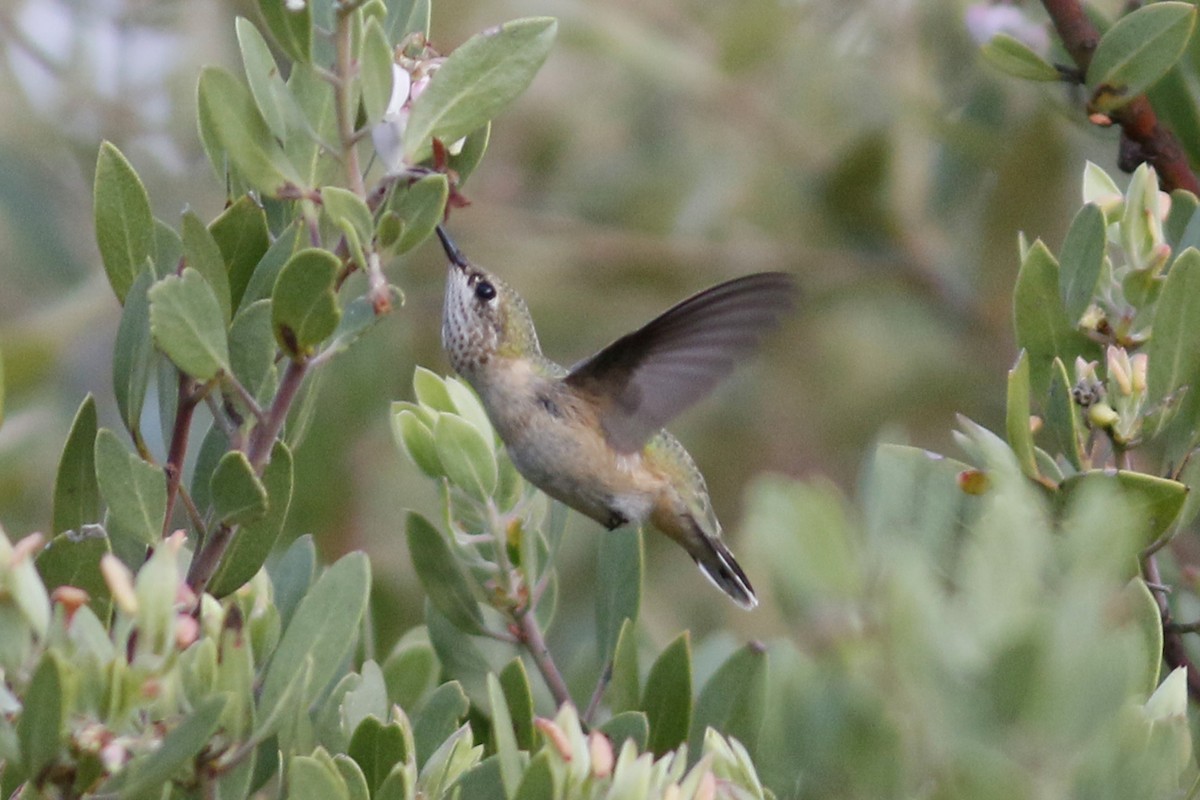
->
{"left": 565, "top": 272, "right": 797, "bottom": 453}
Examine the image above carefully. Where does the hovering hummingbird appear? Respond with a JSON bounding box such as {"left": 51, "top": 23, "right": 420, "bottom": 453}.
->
{"left": 437, "top": 227, "right": 796, "bottom": 609}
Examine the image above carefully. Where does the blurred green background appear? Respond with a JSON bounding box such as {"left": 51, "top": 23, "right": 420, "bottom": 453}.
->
{"left": 0, "top": 0, "right": 1121, "bottom": 647}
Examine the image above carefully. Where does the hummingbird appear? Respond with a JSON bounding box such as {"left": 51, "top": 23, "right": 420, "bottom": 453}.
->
{"left": 436, "top": 227, "right": 796, "bottom": 609}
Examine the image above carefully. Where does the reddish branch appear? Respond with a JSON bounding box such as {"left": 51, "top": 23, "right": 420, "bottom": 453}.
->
{"left": 1042, "top": 0, "right": 1200, "bottom": 194}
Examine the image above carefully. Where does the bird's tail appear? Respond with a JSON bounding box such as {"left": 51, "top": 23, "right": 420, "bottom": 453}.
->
{"left": 692, "top": 531, "right": 758, "bottom": 610}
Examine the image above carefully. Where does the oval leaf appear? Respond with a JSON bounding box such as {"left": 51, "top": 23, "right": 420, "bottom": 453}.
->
{"left": 210, "top": 441, "right": 294, "bottom": 597}
{"left": 52, "top": 395, "right": 101, "bottom": 535}
{"left": 260, "top": 551, "right": 371, "bottom": 717}
{"left": 237, "top": 16, "right": 296, "bottom": 141}
{"left": 112, "top": 269, "right": 155, "bottom": 441}
{"left": 93, "top": 142, "right": 154, "bottom": 304}
{"left": 197, "top": 66, "right": 301, "bottom": 196}
{"left": 642, "top": 631, "right": 692, "bottom": 756}
{"left": 210, "top": 195, "right": 271, "bottom": 312}
{"left": 17, "top": 652, "right": 66, "bottom": 778}
{"left": 403, "top": 18, "right": 557, "bottom": 163}
{"left": 981, "top": 33, "right": 1061, "bottom": 81}
{"left": 406, "top": 512, "right": 485, "bottom": 634}
{"left": 596, "top": 527, "right": 642, "bottom": 665}
{"left": 433, "top": 413, "right": 498, "bottom": 501}
{"left": 1058, "top": 470, "right": 1187, "bottom": 545}
{"left": 272, "top": 248, "right": 342, "bottom": 358}
{"left": 1149, "top": 248, "right": 1200, "bottom": 420}
{"left": 210, "top": 450, "right": 269, "bottom": 526}
{"left": 258, "top": 0, "right": 313, "bottom": 65}
{"left": 1059, "top": 203, "right": 1107, "bottom": 323}
{"left": 94, "top": 428, "right": 166, "bottom": 546}
{"left": 148, "top": 268, "right": 231, "bottom": 381}
{"left": 1005, "top": 350, "right": 1038, "bottom": 481}
{"left": 1014, "top": 240, "right": 1097, "bottom": 395}
{"left": 387, "top": 174, "right": 449, "bottom": 254}
{"left": 687, "top": 642, "right": 768, "bottom": 758}
{"left": 182, "top": 210, "right": 233, "bottom": 325}
{"left": 1088, "top": 2, "right": 1197, "bottom": 111}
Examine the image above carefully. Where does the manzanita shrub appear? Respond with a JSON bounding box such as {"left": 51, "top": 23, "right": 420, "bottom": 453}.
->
{"left": 4, "top": 1, "right": 1200, "bottom": 798}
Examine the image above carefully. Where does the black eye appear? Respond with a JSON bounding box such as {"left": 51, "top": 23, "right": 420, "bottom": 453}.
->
{"left": 475, "top": 281, "right": 496, "bottom": 301}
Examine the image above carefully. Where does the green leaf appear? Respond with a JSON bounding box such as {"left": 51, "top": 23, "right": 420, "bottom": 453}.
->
{"left": 1046, "top": 357, "right": 1086, "bottom": 471}
{"left": 448, "top": 123, "right": 491, "bottom": 187}
{"left": 1005, "top": 350, "right": 1038, "bottom": 481}
{"left": 348, "top": 716, "right": 409, "bottom": 795}
{"left": 487, "top": 673, "right": 521, "bottom": 798}
{"left": 1149, "top": 248, "right": 1200, "bottom": 421}
{"left": 285, "top": 64, "right": 341, "bottom": 188}
{"left": 115, "top": 694, "right": 229, "bottom": 799}
{"left": 596, "top": 527, "right": 641, "bottom": 665}
{"left": 425, "top": 602, "right": 491, "bottom": 707}
{"left": 0, "top": 346, "right": 4, "bottom": 431}
{"left": 210, "top": 450, "right": 269, "bottom": 526}
{"left": 94, "top": 428, "right": 166, "bottom": 546}
{"left": 228, "top": 299, "right": 278, "bottom": 402}
{"left": 513, "top": 751, "right": 557, "bottom": 800}
{"left": 1058, "top": 471, "right": 1187, "bottom": 545}
{"left": 257, "top": 0, "right": 313, "bottom": 64}
{"left": 149, "top": 268, "right": 232, "bottom": 380}
{"left": 687, "top": 643, "right": 767, "bottom": 759}
{"left": 288, "top": 753, "right": 350, "bottom": 800}
{"left": 152, "top": 218, "right": 182, "bottom": 279}
{"left": 237, "top": 17, "right": 296, "bottom": 141}
{"left": 197, "top": 66, "right": 301, "bottom": 196}
{"left": 210, "top": 441, "right": 294, "bottom": 597}
{"left": 260, "top": 552, "right": 371, "bottom": 716}
{"left": 93, "top": 141, "right": 154, "bottom": 304}
{"left": 1088, "top": 1, "right": 1197, "bottom": 112}
{"left": 406, "top": 512, "right": 485, "bottom": 634}
{"left": 386, "top": 174, "right": 449, "bottom": 254}
{"left": 642, "top": 631, "right": 692, "bottom": 756}
{"left": 1059, "top": 203, "right": 1107, "bottom": 322}
{"left": 1014, "top": 240, "right": 1096, "bottom": 396}
{"left": 383, "top": 640, "right": 440, "bottom": 709}
{"left": 52, "top": 395, "right": 101, "bottom": 534}
{"left": 433, "top": 413, "right": 498, "bottom": 501}
{"left": 322, "top": 187, "right": 374, "bottom": 268}
{"left": 240, "top": 221, "right": 302, "bottom": 309}
{"left": 182, "top": 210, "right": 233, "bottom": 325}
{"left": 387, "top": 0, "right": 430, "bottom": 40}
{"left": 403, "top": 18, "right": 558, "bottom": 163}
{"left": 413, "top": 367, "right": 456, "bottom": 411}
{"left": 112, "top": 268, "right": 155, "bottom": 441}
{"left": 325, "top": 289, "right": 403, "bottom": 358}
{"left": 361, "top": 19, "right": 395, "bottom": 124}
{"left": 598, "top": 711, "right": 648, "bottom": 752}
{"left": 343, "top": 661, "right": 390, "bottom": 740}
{"left": 413, "top": 681, "right": 469, "bottom": 767}
{"left": 269, "top": 533, "right": 316, "bottom": 630}
{"left": 334, "top": 755, "right": 371, "bottom": 800}
{"left": 392, "top": 405, "right": 445, "bottom": 478}
{"left": 608, "top": 617, "right": 640, "bottom": 714}
{"left": 271, "top": 248, "right": 342, "bottom": 358}
{"left": 1127, "top": 578, "right": 1164, "bottom": 696}
{"left": 980, "top": 33, "right": 1062, "bottom": 81}
{"left": 376, "top": 763, "right": 413, "bottom": 800}
{"left": 499, "top": 659, "right": 534, "bottom": 751}
{"left": 36, "top": 527, "right": 112, "bottom": 619}
{"left": 210, "top": 195, "right": 271, "bottom": 312}
{"left": 17, "top": 652, "right": 66, "bottom": 779}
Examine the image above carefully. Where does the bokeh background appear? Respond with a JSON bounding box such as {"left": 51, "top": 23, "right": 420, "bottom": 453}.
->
{"left": 0, "top": 0, "right": 1122, "bottom": 649}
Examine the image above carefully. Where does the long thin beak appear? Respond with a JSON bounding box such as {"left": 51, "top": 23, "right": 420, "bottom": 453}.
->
{"left": 436, "top": 225, "right": 470, "bottom": 271}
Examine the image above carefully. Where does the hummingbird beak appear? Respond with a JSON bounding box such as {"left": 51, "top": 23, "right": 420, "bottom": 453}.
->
{"left": 436, "top": 225, "right": 470, "bottom": 272}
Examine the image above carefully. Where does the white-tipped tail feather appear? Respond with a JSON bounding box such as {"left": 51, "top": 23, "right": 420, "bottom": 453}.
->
{"left": 695, "top": 536, "right": 757, "bottom": 610}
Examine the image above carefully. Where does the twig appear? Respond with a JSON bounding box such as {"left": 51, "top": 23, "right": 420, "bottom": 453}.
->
{"left": 514, "top": 608, "right": 573, "bottom": 709}
{"left": 1041, "top": 0, "right": 1200, "bottom": 193}
{"left": 583, "top": 660, "right": 613, "bottom": 725}
{"left": 1142, "top": 554, "right": 1200, "bottom": 701}
{"left": 332, "top": 5, "right": 366, "bottom": 198}
{"left": 247, "top": 359, "right": 308, "bottom": 473}
{"left": 162, "top": 374, "right": 201, "bottom": 538}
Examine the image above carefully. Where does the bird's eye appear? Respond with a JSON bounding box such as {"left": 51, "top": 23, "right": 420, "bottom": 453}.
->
{"left": 475, "top": 281, "right": 496, "bottom": 301}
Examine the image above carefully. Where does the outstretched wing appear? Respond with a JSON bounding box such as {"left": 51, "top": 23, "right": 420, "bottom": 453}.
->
{"left": 565, "top": 272, "right": 797, "bottom": 453}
